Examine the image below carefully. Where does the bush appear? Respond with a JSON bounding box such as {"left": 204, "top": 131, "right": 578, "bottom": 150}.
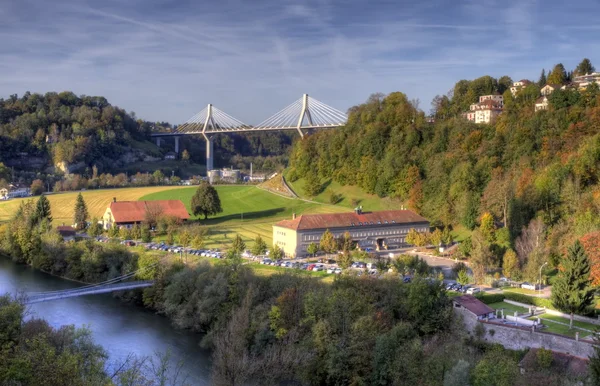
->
{"left": 328, "top": 190, "right": 342, "bottom": 204}
{"left": 503, "top": 292, "right": 553, "bottom": 308}
{"left": 475, "top": 293, "right": 505, "bottom": 304}
{"left": 286, "top": 168, "right": 299, "bottom": 182}
{"left": 536, "top": 347, "right": 553, "bottom": 369}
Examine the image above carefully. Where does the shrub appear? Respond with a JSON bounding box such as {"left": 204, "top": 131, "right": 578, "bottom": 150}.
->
{"left": 503, "top": 292, "right": 553, "bottom": 308}
{"left": 475, "top": 293, "right": 505, "bottom": 304}
{"left": 328, "top": 190, "right": 342, "bottom": 204}
{"left": 536, "top": 347, "right": 553, "bottom": 369}
{"left": 287, "top": 168, "right": 299, "bottom": 182}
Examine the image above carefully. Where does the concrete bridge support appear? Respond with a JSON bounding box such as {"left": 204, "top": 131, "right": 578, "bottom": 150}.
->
{"left": 205, "top": 135, "right": 214, "bottom": 171}
{"left": 174, "top": 136, "right": 180, "bottom": 154}
{"left": 155, "top": 137, "right": 162, "bottom": 147}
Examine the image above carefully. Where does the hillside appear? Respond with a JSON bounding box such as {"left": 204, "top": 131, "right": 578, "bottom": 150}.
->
{"left": 288, "top": 64, "right": 600, "bottom": 283}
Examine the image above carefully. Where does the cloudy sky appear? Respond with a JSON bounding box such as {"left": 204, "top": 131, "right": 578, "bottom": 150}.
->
{"left": 1, "top": 0, "right": 599, "bottom": 124}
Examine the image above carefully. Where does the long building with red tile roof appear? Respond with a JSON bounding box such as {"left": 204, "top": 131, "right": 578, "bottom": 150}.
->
{"left": 273, "top": 209, "right": 429, "bottom": 257}
{"left": 103, "top": 199, "right": 189, "bottom": 229}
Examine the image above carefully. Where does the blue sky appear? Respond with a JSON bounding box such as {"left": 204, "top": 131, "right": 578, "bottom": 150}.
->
{"left": 1, "top": 0, "right": 600, "bottom": 124}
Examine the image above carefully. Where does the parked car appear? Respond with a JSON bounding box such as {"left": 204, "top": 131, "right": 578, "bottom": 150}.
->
{"left": 261, "top": 258, "right": 273, "bottom": 265}
{"left": 334, "top": 268, "right": 342, "bottom": 274}
{"left": 326, "top": 267, "right": 336, "bottom": 274}
{"left": 241, "top": 250, "right": 252, "bottom": 258}
{"left": 466, "top": 287, "right": 480, "bottom": 295}
{"left": 307, "top": 264, "right": 316, "bottom": 271}
{"left": 403, "top": 276, "right": 411, "bottom": 283}
{"left": 521, "top": 282, "right": 538, "bottom": 290}
{"left": 460, "top": 286, "right": 470, "bottom": 293}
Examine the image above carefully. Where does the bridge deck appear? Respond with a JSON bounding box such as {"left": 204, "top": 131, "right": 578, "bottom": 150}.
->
{"left": 26, "top": 281, "right": 154, "bottom": 304}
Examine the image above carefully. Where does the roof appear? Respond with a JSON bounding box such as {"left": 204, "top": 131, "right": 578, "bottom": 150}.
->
{"left": 535, "top": 96, "right": 548, "bottom": 103}
{"left": 109, "top": 200, "right": 190, "bottom": 223}
{"left": 453, "top": 295, "right": 494, "bottom": 316}
{"left": 542, "top": 83, "right": 561, "bottom": 89}
{"left": 274, "top": 210, "right": 429, "bottom": 231}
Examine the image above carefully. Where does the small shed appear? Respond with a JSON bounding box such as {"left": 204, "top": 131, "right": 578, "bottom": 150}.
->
{"left": 453, "top": 295, "right": 495, "bottom": 320}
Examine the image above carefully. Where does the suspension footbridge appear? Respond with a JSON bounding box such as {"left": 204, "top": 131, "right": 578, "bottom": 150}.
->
{"left": 25, "top": 264, "right": 158, "bottom": 304}
{"left": 151, "top": 94, "right": 347, "bottom": 170}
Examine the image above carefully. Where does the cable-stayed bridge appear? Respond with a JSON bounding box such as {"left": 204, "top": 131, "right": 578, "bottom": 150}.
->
{"left": 150, "top": 94, "right": 347, "bottom": 170}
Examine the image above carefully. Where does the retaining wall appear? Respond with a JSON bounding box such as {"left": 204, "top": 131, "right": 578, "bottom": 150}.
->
{"left": 455, "top": 307, "right": 595, "bottom": 359}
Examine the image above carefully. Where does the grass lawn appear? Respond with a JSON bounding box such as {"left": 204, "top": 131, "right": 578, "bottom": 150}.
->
{"left": 536, "top": 314, "right": 598, "bottom": 333}
{"left": 284, "top": 172, "right": 400, "bottom": 211}
{"left": 0, "top": 186, "right": 190, "bottom": 225}
{"left": 503, "top": 287, "right": 543, "bottom": 296}
{"left": 244, "top": 263, "right": 335, "bottom": 283}
{"left": 451, "top": 225, "right": 472, "bottom": 243}
{"left": 141, "top": 185, "right": 348, "bottom": 249}
{"left": 488, "top": 301, "right": 529, "bottom": 315}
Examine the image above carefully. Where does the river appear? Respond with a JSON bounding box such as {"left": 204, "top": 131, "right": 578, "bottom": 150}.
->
{"left": 0, "top": 258, "right": 211, "bottom": 385}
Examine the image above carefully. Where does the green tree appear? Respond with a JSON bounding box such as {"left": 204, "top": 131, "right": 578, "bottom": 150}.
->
{"left": 306, "top": 242, "right": 319, "bottom": 256}
{"left": 471, "top": 347, "right": 519, "bottom": 386}
{"left": 457, "top": 269, "right": 470, "bottom": 285}
{"left": 191, "top": 181, "right": 222, "bottom": 220}
{"left": 430, "top": 228, "right": 443, "bottom": 246}
{"left": 73, "top": 193, "right": 88, "bottom": 231}
{"left": 479, "top": 212, "right": 496, "bottom": 243}
{"left": 152, "top": 169, "right": 165, "bottom": 185}
{"left": 166, "top": 231, "right": 174, "bottom": 245}
{"left": 304, "top": 172, "right": 322, "bottom": 197}
{"left": 191, "top": 234, "right": 204, "bottom": 249}
{"left": 575, "top": 58, "right": 595, "bottom": 76}
{"left": 88, "top": 218, "right": 103, "bottom": 237}
{"left": 271, "top": 244, "right": 284, "bottom": 260}
{"left": 34, "top": 194, "right": 52, "bottom": 224}
{"left": 231, "top": 234, "right": 246, "bottom": 254}
{"left": 502, "top": 249, "right": 519, "bottom": 279}
{"left": 537, "top": 69, "right": 547, "bottom": 87}
{"left": 119, "top": 226, "right": 131, "bottom": 240}
{"left": 441, "top": 226, "right": 454, "bottom": 245}
{"left": 251, "top": 235, "right": 268, "bottom": 256}
{"left": 108, "top": 222, "right": 119, "bottom": 238}
{"left": 551, "top": 240, "right": 595, "bottom": 329}
{"left": 30, "top": 179, "right": 44, "bottom": 195}
{"left": 319, "top": 229, "right": 337, "bottom": 253}
{"left": 547, "top": 63, "right": 567, "bottom": 85}
{"left": 179, "top": 229, "right": 191, "bottom": 248}
{"left": 141, "top": 223, "right": 152, "bottom": 242}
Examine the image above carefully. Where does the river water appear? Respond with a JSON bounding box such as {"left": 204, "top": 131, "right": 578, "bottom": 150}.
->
{"left": 0, "top": 258, "right": 211, "bottom": 385}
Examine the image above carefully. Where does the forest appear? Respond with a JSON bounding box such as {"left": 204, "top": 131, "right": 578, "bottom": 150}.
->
{"left": 289, "top": 60, "right": 600, "bottom": 284}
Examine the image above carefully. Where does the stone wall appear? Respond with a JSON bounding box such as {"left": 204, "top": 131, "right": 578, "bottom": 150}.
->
{"left": 455, "top": 307, "right": 595, "bottom": 359}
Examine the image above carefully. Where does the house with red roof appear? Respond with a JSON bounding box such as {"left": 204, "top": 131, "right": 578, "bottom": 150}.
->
{"left": 272, "top": 208, "right": 429, "bottom": 258}
{"left": 102, "top": 198, "right": 189, "bottom": 229}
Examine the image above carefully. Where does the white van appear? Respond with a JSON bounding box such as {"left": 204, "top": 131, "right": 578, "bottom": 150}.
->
{"left": 466, "top": 287, "right": 480, "bottom": 295}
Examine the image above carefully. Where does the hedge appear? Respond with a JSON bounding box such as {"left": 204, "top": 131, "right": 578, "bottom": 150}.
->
{"left": 503, "top": 292, "right": 553, "bottom": 309}
{"left": 475, "top": 293, "right": 505, "bottom": 304}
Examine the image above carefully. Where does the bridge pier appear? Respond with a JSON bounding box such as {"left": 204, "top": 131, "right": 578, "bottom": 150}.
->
{"left": 205, "top": 135, "right": 214, "bottom": 171}
{"left": 155, "top": 137, "right": 162, "bottom": 147}
{"left": 174, "top": 136, "right": 180, "bottom": 154}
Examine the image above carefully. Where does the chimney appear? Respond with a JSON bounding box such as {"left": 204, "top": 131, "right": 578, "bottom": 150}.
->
{"left": 292, "top": 213, "right": 296, "bottom": 220}
{"left": 113, "top": 197, "right": 117, "bottom": 203}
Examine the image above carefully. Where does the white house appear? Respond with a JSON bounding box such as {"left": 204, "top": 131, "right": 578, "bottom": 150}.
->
{"left": 541, "top": 84, "right": 561, "bottom": 96}
{"left": 510, "top": 80, "right": 531, "bottom": 96}
{"left": 573, "top": 72, "right": 600, "bottom": 89}
{"left": 535, "top": 96, "right": 549, "bottom": 111}
{"left": 464, "top": 95, "right": 504, "bottom": 124}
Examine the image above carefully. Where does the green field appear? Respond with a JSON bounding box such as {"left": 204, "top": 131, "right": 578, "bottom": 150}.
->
{"left": 141, "top": 185, "right": 347, "bottom": 248}
{"left": 284, "top": 172, "right": 400, "bottom": 212}
{"left": 488, "top": 301, "right": 529, "bottom": 315}
{"left": 503, "top": 287, "right": 544, "bottom": 296}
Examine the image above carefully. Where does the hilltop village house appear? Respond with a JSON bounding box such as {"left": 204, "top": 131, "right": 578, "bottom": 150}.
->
{"left": 272, "top": 209, "right": 430, "bottom": 258}
{"left": 103, "top": 199, "right": 189, "bottom": 229}
{"left": 463, "top": 94, "right": 504, "bottom": 124}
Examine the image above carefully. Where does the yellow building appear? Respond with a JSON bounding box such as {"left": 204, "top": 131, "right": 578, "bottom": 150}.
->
{"left": 272, "top": 209, "right": 430, "bottom": 258}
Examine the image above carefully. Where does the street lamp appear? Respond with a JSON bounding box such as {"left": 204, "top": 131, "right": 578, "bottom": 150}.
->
{"left": 539, "top": 262, "right": 548, "bottom": 296}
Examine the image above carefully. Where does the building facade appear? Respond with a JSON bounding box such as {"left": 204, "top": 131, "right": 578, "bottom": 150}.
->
{"left": 463, "top": 95, "right": 504, "bottom": 124}
{"left": 510, "top": 80, "right": 531, "bottom": 96}
{"left": 535, "top": 96, "right": 549, "bottom": 111}
{"left": 272, "top": 209, "right": 430, "bottom": 258}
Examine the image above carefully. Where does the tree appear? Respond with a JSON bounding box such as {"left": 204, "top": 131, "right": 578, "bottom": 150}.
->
{"left": 575, "top": 58, "right": 595, "bottom": 76}
{"left": 251, "top": 235, "right": 268, "bottom": 256}
{"left": 181, "top": 149, "right": 190, "bottom": 162}
{"left": 166, "top": 231, "right": 174, "bottom": 245}
{"left": 231, "top": 234, "right": 246, "bottom": 254}
{"left": 537, "top": 69, "right": 547, "bottom": 87}
{"left": 319, "top": 229, "right": 337, "bottom": 253}
{"left": 88, "top": 217, "right": 103, "bottom": 237}
{"left": 502, "top": 249, "right": 519, "bottom": 279}
{"left": 152, "top": 169, "right": 165, "bottom": 185}
{"left": 547, "top": 63, "right": 567, "bottom": 85}
{"left": 73, "top": 192, "right": 89, "bottom": 231}
{"left": 551, "top": 240, "right": 595, "bottom": 329}
{"left": 271, "top": 244, "right": 284, "bottom": 260}
{"left": 457, "top": 269, "right": 470, "bottom": 285}
{"left": 304, "top": 172, "right": 322, "bottom": 197}
{"left": 30, "top": 179, "right": 44, "bottom": 195}
{"left": 179, "top": 229, "right": 191, "bottom": 248}
{"left": 141, "top": 223, "right": 152, "bottom": 242}
{"left": 34, "top": 194, "right": 52, "bottom": 224}
{"left": 430, "top": 228, "right": 443, "bottom": 246}
{"left": 471, "top": 348, "right": 519, "bottom": 386}
{"left": 108, "top": 222, "right": 119, "bottom": 238}
{"left": 580, "top": 231, "right": 600, "bottom": 286}
{"left": 119, "top": 226, "right": 131, "bottom": 240}
{"left": 130, "top": 223, "right": 141, "bottom": 240}
{"left": 191, "top": 181, "right": 222, "bottom": 219}
{"left": 144, "top": 202, "right": 163, "bottom": 228}
{"left": 441, "top": 226, "right": 453, "bottom": 245}
{"left": 479, "top": 212, "right": 496, "bottom": 243}
{"left": 306, "top": 242, "right": 319, "bottom": 257}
